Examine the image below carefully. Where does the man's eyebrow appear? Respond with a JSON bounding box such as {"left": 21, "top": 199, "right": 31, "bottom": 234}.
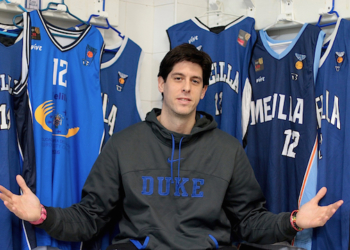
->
{"left": 170, "top": 72, "right": 185, "bottom": 76}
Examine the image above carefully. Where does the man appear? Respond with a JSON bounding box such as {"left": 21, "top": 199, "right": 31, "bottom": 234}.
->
{"left": 0, "top": 44, "right": 343, "bottom": 250}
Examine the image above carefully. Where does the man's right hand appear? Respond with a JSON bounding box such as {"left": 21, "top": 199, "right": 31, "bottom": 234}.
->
{"left": 0, "top": 175, "right": 42, "bottom": 222}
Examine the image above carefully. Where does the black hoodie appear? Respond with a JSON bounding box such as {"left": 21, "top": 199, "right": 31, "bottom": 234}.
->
{"left": 38, "top": 108, "right": 297, "bottom": 249}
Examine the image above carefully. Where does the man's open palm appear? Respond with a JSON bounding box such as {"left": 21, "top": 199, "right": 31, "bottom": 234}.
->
{"left": 0, "top": 175, "right": 41, "bottom": 222}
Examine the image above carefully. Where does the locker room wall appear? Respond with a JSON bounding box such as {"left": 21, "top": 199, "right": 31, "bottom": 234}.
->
{"left": 1, "top": 0, "right": 350, "bottom": 116}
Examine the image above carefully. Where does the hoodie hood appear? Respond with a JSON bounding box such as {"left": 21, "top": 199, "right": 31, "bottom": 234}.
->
{"left": 145, "top": 108, "right": 217, "bottom": 147}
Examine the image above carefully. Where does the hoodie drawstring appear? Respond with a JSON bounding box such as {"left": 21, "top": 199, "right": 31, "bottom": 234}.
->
{"left": 169, "top": 134, "right": 184, "bottom": 189}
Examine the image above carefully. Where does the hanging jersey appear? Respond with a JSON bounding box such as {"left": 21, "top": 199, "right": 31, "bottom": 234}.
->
{"left": 81, "top": 37, "right": 145, "bottom": 250}
{"left": 0, "top": 23, "right": 23, "bottom": 250}
{"left": 100, "top": 37, "right": 144, "bottom": 145}
{"left": 312, "top": 18, "right": 350, "bottom": 250}
{"left": 245, "top": 24, "right": 324, "bottom": 249}
{"left": 167, "top": 16, "right": 256, "bottom": 143}
{"left": 14, "top": 10, "right": 105, "bottom": 250}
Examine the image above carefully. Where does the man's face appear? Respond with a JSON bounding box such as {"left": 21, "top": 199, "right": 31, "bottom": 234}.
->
{"left": 158, "top": 61, "right": 208, "bottom": 119}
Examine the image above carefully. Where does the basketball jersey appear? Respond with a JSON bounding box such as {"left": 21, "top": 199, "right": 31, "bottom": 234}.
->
{"left": 81, "top": 37, "right": 145, "bottom": 250}
{"left": 14, "top": 10, "right": 105, "bottom": 250}
{"left": 167, "top": 16, "right": 256, "bottom": 142}
{"left": 312, "top": 18, "right": 350, "bottom": 250}
{"left": 0, "top": 23, "right": 23, "bottom": 250}
{"left": 245, "top": 24, "right": 324, "bottom": 249}
{"left": 100, "top": 37, "right": 144, "bottom": 145}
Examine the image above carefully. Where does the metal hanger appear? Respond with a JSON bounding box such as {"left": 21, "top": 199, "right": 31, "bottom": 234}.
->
{"left": 316, "top": 0, "right": 339, "bottom": 28}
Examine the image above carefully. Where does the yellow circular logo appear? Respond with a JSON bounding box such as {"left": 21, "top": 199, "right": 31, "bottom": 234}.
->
{"left": 337, "top": 57, "right": 343, "bottom": 63}
{"left": 258, "top": 58, "right": 263, "bottom": 64}
{"left": 295, "top": 61, "right": 303, "bottom": 70}
{"left": 245, "top": 33, "right": 251, "bottom": 41}
{"left": 119, "top": 78, "right": 125, "bottom": 84}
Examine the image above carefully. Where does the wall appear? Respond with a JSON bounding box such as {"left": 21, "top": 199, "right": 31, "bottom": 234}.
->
{"left": 1, "top": 0, "right": 350, "bottom": 115}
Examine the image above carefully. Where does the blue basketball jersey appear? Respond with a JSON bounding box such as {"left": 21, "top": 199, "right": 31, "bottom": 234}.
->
{"left": 245, "top": 24, "right": 324, "bottom": 249}
{"left": 81, "top": 37, "right": 145, "bottom": 250}
{"left": 167, "top": 16, "right": 256, "bottom": 143}
{"left": 312, "top": 18, "right": 350, "bottom": 250}
{"left": 14, "top": 10, "right": 104, "bottom": 250}
{"left": 100, "top": 37, "right": 144, "bottom": 145}
{"left": 0, "top": 23, "right": 23, "bottom": 250}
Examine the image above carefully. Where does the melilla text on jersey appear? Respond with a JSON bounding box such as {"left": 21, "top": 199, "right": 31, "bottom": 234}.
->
{"left": 250, "top": 93, "right": 304, "bottom": 125}
{"left": 0, "top": 73, "right": 18, "bottom": 94}
{"left": 315, "top": 91, "right": 340, "bottom": 130}
{"left": 209, "top": 61, "right": 239, "bottom": 93}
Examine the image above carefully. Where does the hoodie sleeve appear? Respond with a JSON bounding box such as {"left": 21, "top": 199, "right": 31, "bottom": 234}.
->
{"left": 36, "top": 136, "right": 122, "bottom": 242}
{"left": 223, "top": 145, "right": 297, "bottom": 243}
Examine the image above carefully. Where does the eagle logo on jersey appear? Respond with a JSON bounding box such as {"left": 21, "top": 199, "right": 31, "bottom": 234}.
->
{"left": 295, "top": 53, "right": 306, "bottom": 70}
{"left": 116, "top": 71, "right": 128, "bottom": 92}
{"left": 335, "top": 51, "right": 345, "bottom": 71}
{"left": 34, "top": 100, "right": 79, "bottom": 138}
{"left": 83, "top": 44, "right": 97, "bottom": 66}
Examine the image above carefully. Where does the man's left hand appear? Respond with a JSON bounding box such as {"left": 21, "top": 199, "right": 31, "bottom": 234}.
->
{"left": 296, "top": 187, "right": 343, "bottom": 229}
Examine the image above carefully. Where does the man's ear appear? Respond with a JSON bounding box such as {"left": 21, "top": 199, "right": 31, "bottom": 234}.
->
{"left": 200, "top": 85, "right": 208, "bottom": 99}
{"left": 158, "top": 76, "right": 165, "bottom": 94}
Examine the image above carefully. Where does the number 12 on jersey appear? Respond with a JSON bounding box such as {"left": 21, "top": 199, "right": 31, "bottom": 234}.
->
{"left": 282, "top": 129, "right": 300, "bottom": 158}
{"left": 53, "top": 58, "right": 68, "bottom": 87}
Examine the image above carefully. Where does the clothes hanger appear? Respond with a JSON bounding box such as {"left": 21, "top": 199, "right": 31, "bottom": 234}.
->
{"left": 316, "top": 0, "right": 339, "bottom": 28}
{"left": 13, "top": 1, "right": 88, "bottom": 39}
{"left": 75, "top": 0, "right": 124, "bottom": 53}
{"left": 0, "top": 0, "right": 27, "bottom": 12}
{"left": 263, "top": 0, "right": 304, "bottom": 31}
{"left": 41, "top": 1, "right": 88, "bottom": 26}
{"left": 0, "top": 27, "right": 20, "bottom": 37}
{"left": 196, "top": 0, "right": 240, "bottom": 20}
{"left": 76, "top": 0, "right": 124, "bottom": 39}
{"left": 0, "top": 0, "right": 27, "bottom": 30}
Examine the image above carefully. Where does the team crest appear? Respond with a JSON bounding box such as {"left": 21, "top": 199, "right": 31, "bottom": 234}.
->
{"left": 255, "top": 57, "right": 264, "bottom": 72}
{"left": 335, "top": 51, "right": 345, "bottom": 71}
{"left": 295, "top": 53, "right": 306, "bottom": 70}
{"left": 116, "top": 71, "right": 128, "bottom": 92}
{"left": 54, "top": 113, "right": 64, "bottom": 128}
{"left": 83, "top": 44, "right": 97, "bottom": 66}
{"left": 34, "top": 100, "right": 79, "bottom": 138}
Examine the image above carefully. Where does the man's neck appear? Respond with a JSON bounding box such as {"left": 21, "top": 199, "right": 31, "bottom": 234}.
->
{"left": 157, "top": 111, "right": 196, "bottom": 135}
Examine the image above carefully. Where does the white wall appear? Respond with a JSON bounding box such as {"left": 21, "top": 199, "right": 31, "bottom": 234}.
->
{"left": 1, "top": 0, "right": 350, "bottom": 116}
